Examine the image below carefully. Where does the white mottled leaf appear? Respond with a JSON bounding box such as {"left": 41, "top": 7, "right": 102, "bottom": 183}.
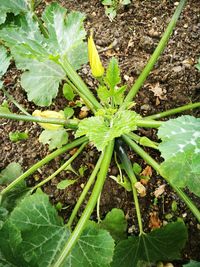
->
{"left": 0, "top": 46, "right": 11, "bottom": 78}
{"left": 21, "top": 60, "right": 65, "bottom": 106}
{"left": 158, "top": 116, "right": 200, "bottom": 196}
{"left": 0, "top": 0, "right": 29, "bottom": 25}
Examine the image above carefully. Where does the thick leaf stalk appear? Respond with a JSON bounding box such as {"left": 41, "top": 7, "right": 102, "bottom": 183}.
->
{"left": 145, "top": 102, "right": 200, "bottom": 120}
{"left": 53, "top": 140, "right": 114, "bottom": 267}
{"left": 123, "top": 0, "right": 187, "bottom": 104}
{"left": 0, "top": 112, "right": 78, "bottom": 129}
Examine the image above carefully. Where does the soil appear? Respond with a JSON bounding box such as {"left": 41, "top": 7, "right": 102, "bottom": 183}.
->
{"left": 0, "top": 0, "right": 200, "bottom": 266}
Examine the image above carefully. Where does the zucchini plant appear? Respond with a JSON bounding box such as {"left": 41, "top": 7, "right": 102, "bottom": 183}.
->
{"left": 0, "top": 0, "right": 200, "bottom": 266}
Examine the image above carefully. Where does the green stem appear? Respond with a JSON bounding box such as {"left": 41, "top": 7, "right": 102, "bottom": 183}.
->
{"left": 135, "top": 119, "right": 163, "bottom": 128}
{"left": 67, "top": 152, "right": 104, "bottom": 228}
{"left": 122, "top": 135, "right": 200, "bottom": 223}
{"left": 0, "top": 112, "right": 78, "bottom": 129}
{"left": 32, "top": 14, "right": 49, "bottom": 38}
{"left": 61, "top": 58, "right": 102, "bottom": 112}
{"left": 1, "top": 87, "right": 30, "bottom": 115}
{"left": 0, "top": 137, "right": 88, "bottom": 197}
{"left": 123, "top": 0, "right": 187, "bottom": 104}
{"left": 31, "top": 142, "right": 87, "bottom": 192}
{"left": 145, "top": 102, "right": 200, "bottom": 120}
{"left": 53, "top": 141, "right": 114, "bottom": 267}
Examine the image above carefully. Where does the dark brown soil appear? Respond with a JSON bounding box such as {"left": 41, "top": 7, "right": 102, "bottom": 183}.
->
{"left": 0, "top": 1, "right": 200, "bottom": 266}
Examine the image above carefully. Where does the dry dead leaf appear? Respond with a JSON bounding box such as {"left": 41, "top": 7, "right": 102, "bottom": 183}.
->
{"left": 140, "top": 165, "right": 153, "bottom": 177}
{"left": 147, "top": 82, "right": 167, "bottom": 100}
{"left": 154, "top": 184, "right": 166, "bottom": 198}
{"left": 134, "top": 182, "right": 146, "bottom": 197}
{"left": 149, "top": 211, "right": 161, "bottom": 229}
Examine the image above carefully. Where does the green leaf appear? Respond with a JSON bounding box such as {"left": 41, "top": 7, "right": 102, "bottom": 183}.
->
{"left": 196, "top": 58, "right": 200, "bottom": 71}
{"left": 21, "top": 60, "right": 65, "bottom": 106}
{"left": 0, "top": 191, "right": 69, "bottom": 267}
{"left": 9, "top": 131, "right": 28, "bottom": 142}
{"left": 183, "top": 260, "right": 200, "bottom": 267}
{"left": 158, "top": 116, "right": 200, "bottom": 196}
{"left": 64, "top": 107, "right": 74, "bottom": 119}
{"left": 57, "top": 179, "right": 77, "bottom": 190}
{"left": 0, "top": 3, "right": 88, "bottom": 106}
{"left": 133, "top": 163, "right": 142, "bottom": 175}
{"left": 102, "top": 0, "right": 113, "bottom": 5}
{"left": 39, "top": 129, "right": 68, "bottom": 150}
{"left": 0, "top": 191, "right": 115, "bottom": 267}
{"left": 76, "top": 110, "right": 139, "bottom": 151}
{"left": 97, "top": 85, "right": 111, "bottom": 104}
{"left": 112, "top": 221, "right": 188, "bottom": 267}
{"left": 100, "top": 208, "right": 127, "bottom": 242}
{"left": 42, "top": 2, "right": 88, "bottom": 70}
{"left": 0, "top": 0, "right": 29, "bottom": 25}
{"left": 63, "top": 83, "right": 75, "bottom": 101}
{"left": 0, "top": 100, "right": 11, "bottom": 113}
{"left": 0, "top": 162, "right": 23, "bottom": 185}
{"left": 105, "top": 7, "right": 117, "bottom": 21}
{"left": 64, "top": 222, "right": 115, "bottom": 267}
{"left": 0, "top": 45, "right": 11, "bottom": 78}
{"left": 105, "top": 57, "right": 121, "bottom": 90}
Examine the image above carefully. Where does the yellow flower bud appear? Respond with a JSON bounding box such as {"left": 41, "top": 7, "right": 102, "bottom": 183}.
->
{"left": 32, "top": 110, "right": 64, "bottom": 130}
{"left": 88, "top": 34, "right": 104, "bottom": 78}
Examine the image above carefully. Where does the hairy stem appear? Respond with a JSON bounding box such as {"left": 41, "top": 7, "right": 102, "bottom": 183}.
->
{"left": 54, "top": 141, "right": 114, "bottom": 267}
{"left": 123, "top": 0, "right": 187, "bottom": 104}
{"left": 145, "top": 102, "right": 200, "bottom": 120}
{"left": 31, "top": 142, "right": 87, "bottom": 192}
{"left": 1, "top": 87, "right": 30, "bottom": 115}
{"left": 122, "top": 135, "right": 200, "bottom": 223}
{"left": 0, "top": 137, "right": 88, "bottom": 197}
{"left": 0, "top": 112, "right": 78, "bottom": 129}
{"left": 61, "top": 57, "right": 102, "bottom": 112}
{"left": 67, "top": 152, "right": 104, "bottom": 228}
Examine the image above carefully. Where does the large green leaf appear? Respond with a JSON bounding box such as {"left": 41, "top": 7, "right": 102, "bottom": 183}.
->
{"left": 0, "top": 45, "right": 11, "bottom": 78}
{"left": 0, "top": 0, "right": 29, "bottom": 25}
{"left": 0, "top": 3, "right": 87, "bottom": 106}
{"left": 64, "top": 222, "right": 115, "bottom": 267}
{"left": 21, "top": 60, "right": 65, "bottom": 106}
{"left": 158, "top": 116, "right": 200, "bottom": 196}
{"left": 112, "top": 221, "right": 188, "bottom": 267}
{"left": 42, "top": 3, "right": 88, "bottom": 70}
{"left": 76, "top": 110, "right": 139, "bottom": 151}
{"left": 0, "top": 191, "right": 115, "bottom": 267}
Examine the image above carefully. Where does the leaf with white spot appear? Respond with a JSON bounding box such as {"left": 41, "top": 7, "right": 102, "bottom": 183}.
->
{"left": 0, "top": 45, "right": 11, "bottom": 78}
{"left": 0, "top": 191, "right": 115, "bottom": 267}
{"left": 21, "top": 60, "right": 65, "bottom": 106}
{"left": 158, "top": 116, "right": 200, "bottom": 196}
{"left": 0, "top": 0, "right": 30, "bottom": 25}
{"left": 0, "top": 3, "right": 88, "bottom": 106}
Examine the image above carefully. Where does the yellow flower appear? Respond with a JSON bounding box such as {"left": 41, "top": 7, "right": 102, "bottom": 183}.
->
{"left": 88, "top": 34, "right": 104, "bottom": 78}
{"left": 32, "top": 110, "right": 64, "bottom": 130}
